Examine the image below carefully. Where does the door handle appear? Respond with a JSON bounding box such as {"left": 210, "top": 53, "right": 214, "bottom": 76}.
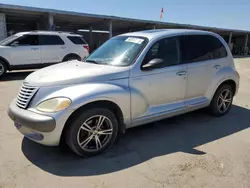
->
{"left": 176, "top": 71, "right": 186, "bottom": 76}
{"left": 61, "top": 46, "right": 66, "bottom": 49}
{"left": 31, "top": 48, "right": 39, "bottom": 50}
{"left": 213, "top": 65, "right": 221, "bottom": 69}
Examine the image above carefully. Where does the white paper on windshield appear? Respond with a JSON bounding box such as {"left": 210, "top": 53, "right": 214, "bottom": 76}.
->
{"left": 125, "top": 37, "right": 144, "bottom": 44}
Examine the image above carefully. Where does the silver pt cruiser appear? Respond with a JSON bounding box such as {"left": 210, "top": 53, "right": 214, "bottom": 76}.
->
{"left": 8, "top": 29, "right": 239, "bottom": 157}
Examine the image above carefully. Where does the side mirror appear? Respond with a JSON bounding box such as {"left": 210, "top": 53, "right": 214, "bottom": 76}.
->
{"left": 142, "top": 58, "right": 165, "bottom": 70}
{"left": 11, "top": 41, "right": 19, "bottom": 47}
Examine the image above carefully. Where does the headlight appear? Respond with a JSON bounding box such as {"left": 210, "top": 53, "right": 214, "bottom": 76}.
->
{"left": 36, "top": 97, "right": 71, "bottom": 112}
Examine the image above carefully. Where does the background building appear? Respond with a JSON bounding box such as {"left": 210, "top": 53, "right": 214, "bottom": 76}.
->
{"left": 0, "top": 3, "right": 249, "bottom": 55}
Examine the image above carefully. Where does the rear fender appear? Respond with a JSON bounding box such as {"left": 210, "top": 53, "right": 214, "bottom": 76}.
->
{"left": 205, "top": 66, "right": 239, "bottom": 100}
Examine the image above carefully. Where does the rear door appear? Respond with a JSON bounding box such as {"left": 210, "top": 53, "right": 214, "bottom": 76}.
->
{"left": 39, "top": 35, "right": 66, "bottom": 64}
{"left": 179, "top": 35, "right": 228, "bottom": 106}
{"left": 8, "top": 34, "right": 41, "bottom": 66}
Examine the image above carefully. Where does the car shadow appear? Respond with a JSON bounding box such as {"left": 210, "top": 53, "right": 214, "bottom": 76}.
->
{"left": 1, "top": 71, "right": 34, "bottom": 81}
{"left": 22, "top": 105, "right": 250, "bottom": 176}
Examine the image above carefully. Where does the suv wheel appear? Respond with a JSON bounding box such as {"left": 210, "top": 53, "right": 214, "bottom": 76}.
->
{"left": 0, "top": 60, "right": 7, "bottom": 78}
{"left": 209, "top": 84, "right": 233, "bottom": 116}
{"left": 64, "top": 108, "right": 118, "bottom": 157}
{"left": 63, "top": 55, "right": 81, "bottom": 62}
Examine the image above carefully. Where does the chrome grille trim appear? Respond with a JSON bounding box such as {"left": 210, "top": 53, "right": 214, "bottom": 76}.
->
{"left": 16, "top": 84, "right": 39, "bottom": 109}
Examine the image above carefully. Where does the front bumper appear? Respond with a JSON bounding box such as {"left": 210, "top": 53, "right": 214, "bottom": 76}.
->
{"left": 8, "top": 100, "right": 56, "bottom": 132}
{"left": 8, "top": 100, "right": 61, "bottom": 145}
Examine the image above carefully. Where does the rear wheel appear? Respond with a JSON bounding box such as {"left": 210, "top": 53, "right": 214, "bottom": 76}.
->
{"left": 0, "top": 60, "right": 7, "bottom": 79}
{"left": 209, "top": 84, "right": 233, "bottom": 116}
{"left": 63, "top": 55, "right": 81, "bottom": 62}
{"left": 64, "top": 108, "right": 118, "bottom": 157}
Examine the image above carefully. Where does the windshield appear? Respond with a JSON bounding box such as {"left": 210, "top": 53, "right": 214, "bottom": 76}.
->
{"left": 85, "top": 36, "right": 148, "bottom": 66}
{"left": 0, "top": 35, "right": 20, "bottom": 46}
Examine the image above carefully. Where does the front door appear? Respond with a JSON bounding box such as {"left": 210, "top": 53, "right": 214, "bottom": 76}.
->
{"left": 9, "top": 34, "right": 41, "bottom": 66}
{"left": 130, "top": 36, "right": 187, "bottom": 125}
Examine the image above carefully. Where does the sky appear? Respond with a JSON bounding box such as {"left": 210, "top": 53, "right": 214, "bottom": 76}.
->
{"left": 1, "top": 0, "right": 250, "bottom": 30}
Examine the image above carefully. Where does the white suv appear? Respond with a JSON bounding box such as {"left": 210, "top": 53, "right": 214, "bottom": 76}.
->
{"left": 0, "top": 31, "right": 89, "bottom": 78}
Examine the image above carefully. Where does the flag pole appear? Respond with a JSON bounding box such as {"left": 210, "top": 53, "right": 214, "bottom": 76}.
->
{"left": 160, "top": 7, "right": 164, "bottom": 20}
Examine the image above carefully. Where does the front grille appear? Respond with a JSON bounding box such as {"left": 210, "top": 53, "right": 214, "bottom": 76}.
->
{"left": 16, "top": 84, "right": 39, "bottom": 109}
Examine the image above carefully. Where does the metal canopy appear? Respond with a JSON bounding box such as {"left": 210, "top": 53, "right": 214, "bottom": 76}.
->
{"left": 1, "top": 3, "right": 250, "bottom": 35}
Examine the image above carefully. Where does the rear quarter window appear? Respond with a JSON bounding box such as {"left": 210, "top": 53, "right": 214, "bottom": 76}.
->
{"left": 67, "top": 36, "right": 87, "bottom": 45}
{"left": 179, "top": 34, "right": 227, "bottom": 64}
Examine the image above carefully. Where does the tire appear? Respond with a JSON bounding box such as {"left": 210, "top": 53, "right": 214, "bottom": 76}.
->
{"left": 0, "top": 60, "right": 7, "bottom": 79}
{"left": 209, "top": 84, "right": 233, "bottom": 117}
{"left": 64, "top": 108, "right": 119, "bottom": 157}
{"left": 63, "top": 55, "right": 81, "bottom": 62}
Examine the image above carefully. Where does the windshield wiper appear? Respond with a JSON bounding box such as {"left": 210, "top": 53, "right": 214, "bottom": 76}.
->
{"left": 85, "top": 60, "right": 99, "bottom": 64}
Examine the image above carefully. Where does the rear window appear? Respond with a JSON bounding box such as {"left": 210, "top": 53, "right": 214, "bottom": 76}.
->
{"left": 67, "top": 36, "right": 87, "bottom": 45}
{"left": 39, "top": 35, "right": 65, "bottom": 45}
{"left": 179, "top": 35, "right": 227, "bottom": 64}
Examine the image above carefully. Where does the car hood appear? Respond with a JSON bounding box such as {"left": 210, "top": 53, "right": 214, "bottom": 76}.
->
{"left": 0, "top": 46, "right": 9, "bottom": 48}
{"left": 24, "top": 60, "right": 130, "bottom": 87}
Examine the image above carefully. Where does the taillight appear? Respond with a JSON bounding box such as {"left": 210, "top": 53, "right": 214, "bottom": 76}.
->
{"left": 84, "top": 46, "right": 90, "bottom": 53}
{"left": 236, "top": 70, "right": 240, "bottom": 78}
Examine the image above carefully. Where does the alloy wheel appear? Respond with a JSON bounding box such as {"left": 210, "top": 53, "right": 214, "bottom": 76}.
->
{"left": 0, "top": 63, "right": 4, "bottom": 76}
{"left": 77, "top": 115, "right": 113, "bottom": 152}
{"left": 217, "top": 89, "right": 232, "bottom": 113}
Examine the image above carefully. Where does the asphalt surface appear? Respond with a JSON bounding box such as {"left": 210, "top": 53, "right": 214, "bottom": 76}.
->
{"left": 1, "top": 58, "right": 250, "bottom": 188}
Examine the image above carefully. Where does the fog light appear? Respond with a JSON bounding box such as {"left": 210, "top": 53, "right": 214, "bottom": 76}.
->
{"left": 24, "top": 132, "right": 44, "bottom": 141}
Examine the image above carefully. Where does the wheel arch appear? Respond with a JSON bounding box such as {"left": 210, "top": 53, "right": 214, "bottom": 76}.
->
{"left": 62, "top": 53, "right": 81, "bottom": 62}
{"left": 61, "top": 100, "right": 125, "bottom": 143}
{"left": 208, "top": 80, "right": 235, "bottom": 116}
{"left": 217, "top": 79, "right": 237, "bottom": 96}
{"left": 209, "top": 78, "right": 237, "bottom": 104}
{"left": 0, "top": 56, "right": 10, "bottom": 70}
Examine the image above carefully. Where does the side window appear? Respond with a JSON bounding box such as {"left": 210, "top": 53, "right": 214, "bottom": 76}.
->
{"left": 208, "top": 36, "right": 227, "bottom": 59}
{"left": 179, "top": 35, "right": 211, "bottom": 63}
{"left": 10, "top": 35, "right": 39, "bottom": 46}
{"left": 39, "top": 35, "right": 65, "bottom": 45}
{"left": 180, "top": 35, "right": 227, "bottom": 64}
{"left": 67, "top": 36, "right": 87, "bottom": 44}
{"left": 143, "top": 37, "right": 179, "bottom": 67}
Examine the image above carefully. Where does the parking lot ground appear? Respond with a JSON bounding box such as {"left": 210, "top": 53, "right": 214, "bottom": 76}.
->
{"left": 1, "top": 58, "right": 250, "bottom": 188}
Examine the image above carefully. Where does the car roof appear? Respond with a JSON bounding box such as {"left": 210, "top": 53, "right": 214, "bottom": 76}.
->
{"left": 120, "top": 29, "right": 215, "bottom": 40}
{"left": 16, "top": 31, "right": 82, "bottom": 37}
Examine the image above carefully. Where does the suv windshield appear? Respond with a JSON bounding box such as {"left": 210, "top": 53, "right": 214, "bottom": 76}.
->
{"left": 85, "top": 36, "right": 148, "bottom": 66}
{"left": 0, "top": 35, "right": 20, "bottom": 46}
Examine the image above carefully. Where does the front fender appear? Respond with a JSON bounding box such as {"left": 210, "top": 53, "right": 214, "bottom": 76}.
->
{"left": 0, "top": 53, "right": 11, "bottom": 68}
{"left": 31, "top": 82, "right": 131, "bottom": 125}
{"left": 205, "top": 66, "right": 239, "bottom": 100}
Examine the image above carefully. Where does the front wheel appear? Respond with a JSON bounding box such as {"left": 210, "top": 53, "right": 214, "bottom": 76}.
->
{"left": 209, "top": 84, "right": 233, "bottom": 116}
{"left": 64, "top": 108, "right": 118, "bottom": 157}
{"left": 0, "top": 60, "right": 7, "bottom": 79}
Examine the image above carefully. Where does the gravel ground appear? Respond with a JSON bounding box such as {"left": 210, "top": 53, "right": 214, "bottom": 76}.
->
{"left": 0, "top": 58, "right": 250, "bottom": 188}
